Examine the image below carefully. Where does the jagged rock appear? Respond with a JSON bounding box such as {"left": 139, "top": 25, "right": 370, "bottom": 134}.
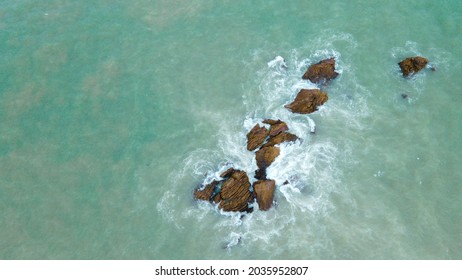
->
{"left": 253, "top": 180, "right": 276, "bottom": 211}
{"left": 255, "top": 146, "right": 280, "bottom": 170}
{"left": 246, "top": 124, "right": 269, "bottom": 151}
{"left": 194, "top": 181, "right": 219, "bottom": 201}
{"left": 285, "top": 89, "right": 328, "bottom": 114}
{"left": 398, "top": 56, "right": 429, "bottom": 77}
{"left": 262, "top": 131, "right": 299, "bottom": 148}
{"left": 218, "top": 170, "right": 252, "bottom": 212}
{"left": 302, "top": 58, "right": 339, "bottom": 85}
{"left": 262, "top": 119, "right": 289, "bottom": 137}
{"left": 194, "top": 169, "right": 254, "bottom": 212}
{"left": 220, "top": 167, "right": 235, "bottom": 178}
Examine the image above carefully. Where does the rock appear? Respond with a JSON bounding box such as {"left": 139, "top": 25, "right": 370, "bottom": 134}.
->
{"left": 212, "top": 193, "right": 222, "bottom": 204}
{"left": 262, "top": 131, "right": 299, "bottom": 148}
{"left": 254, "top": 168, "right": 267, "bottom": 180}
{"left": 302, "top": 58, "right": 339, "bottom": 85}
{"left": 398, "top": 56, "right": 429, "bottom": 77}
{"left": 218, "top": 170, "right": 253, "bottom": 212}
{"left": 253, "top": 180, "right": 276, "bottom": 211}
{"left": 262, "top": 119, "right": 289, "bottom": 136}
{"left": 194, "top": 169, "right": 254, "bottom": 212}
{"left": 255, "top": 146, "right": 280, "bottom": 170}
{"left": 285, "top": 89, "right": 328, "bottom": 114}
{"left": 220, "top": 167, "right": 235, "bottom": 178}
{"left": 246, "top": 124, "right": 269, "bottom": 151}
{"left": 194, "top": 181, "right": 219, "bottom": 201}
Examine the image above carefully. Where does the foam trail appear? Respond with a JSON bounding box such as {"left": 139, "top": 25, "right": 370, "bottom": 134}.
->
{"left": 307, "top": 116, "right": 316, "bottom": 133}
{"left": 222, "top": 232, "right": 241, "bottom": 249}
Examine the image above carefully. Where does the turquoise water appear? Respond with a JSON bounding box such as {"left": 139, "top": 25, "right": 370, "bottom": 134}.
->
{"left": 1, "top": 0, "right": 461, "bottom": 259}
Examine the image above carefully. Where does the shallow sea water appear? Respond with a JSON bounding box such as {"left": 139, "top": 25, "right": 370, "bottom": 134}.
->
{"left": 1, "top": 0, "right": 461, "bottom": 259}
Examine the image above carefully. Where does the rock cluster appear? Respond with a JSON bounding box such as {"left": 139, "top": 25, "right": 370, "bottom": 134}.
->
{"left": 248, "top": 119, "right": 299, "bottom": 180}
{"left": 193, "top": 169, "right": 278, "bottom": 212}
{"left": 193, "top": 58, "right": 338, "bottom": 213}
{"left": 194, "top": 119, "right": 299, "bottom": 212}
{"left": 283, "top": 58, "right": 336, "bottom": 116}
{"left": 193, "top": 54, "right": 433, "bottom": 215}
{"left": 194, "top": 168, "right": 253, "bottom": 212}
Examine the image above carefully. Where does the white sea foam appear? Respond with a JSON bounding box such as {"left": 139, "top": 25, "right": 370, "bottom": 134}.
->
{"left": 267, "top": 55, "right": 287, "bottom": 70}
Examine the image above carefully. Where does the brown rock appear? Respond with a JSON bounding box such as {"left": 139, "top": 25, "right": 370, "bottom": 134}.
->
{"left": 302, "top": 58, "right": 339, "bottom": 85}
{"left": 212, "top": 193, "right": 222, "bottom": 204}
{"left": 253, "top": 180, "right": 276, "bottom": 211}
{"left": 261, "top": 119, "right": 280, "bottom": 125}
{"left": 218, "top": 170, "right": 252, "bottom": 212}
{"left": 285, "top": 89, "right": 328, "bottom": 114}
{"left": 194, "top": 181, "right": 218, "bottom": 201}
{"left": 246, "top": 124, "right": 269, "bottom": 151}
{"left": 398, "top": 56, "right": 429, "bottom": 77}
{"left": 220, "top": 167, "right": 235, "bottom": 179}
{"left": 255, "top": 146, "right": 280, "bottom": 170}
{"left": 262, "top": 132, "right": 299, "bottom": 148}
{"left": 262, "top": 119, "right": 289, "bottom": 136}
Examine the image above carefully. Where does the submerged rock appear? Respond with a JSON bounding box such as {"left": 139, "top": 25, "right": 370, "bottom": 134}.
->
{"left": 253, "top": 179, "right": 276, "bottom": 211}
{"left": 398, "top": 56, "right": 429, "bottom": 77}
{"left": 302, "top": 57, "right": 339, "bottom": 85}
{"left": 246, "top": 124, "right": 269, "bottom": 151}
{"left": 285, "top": 89, "right": 328, "bottom": 114}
